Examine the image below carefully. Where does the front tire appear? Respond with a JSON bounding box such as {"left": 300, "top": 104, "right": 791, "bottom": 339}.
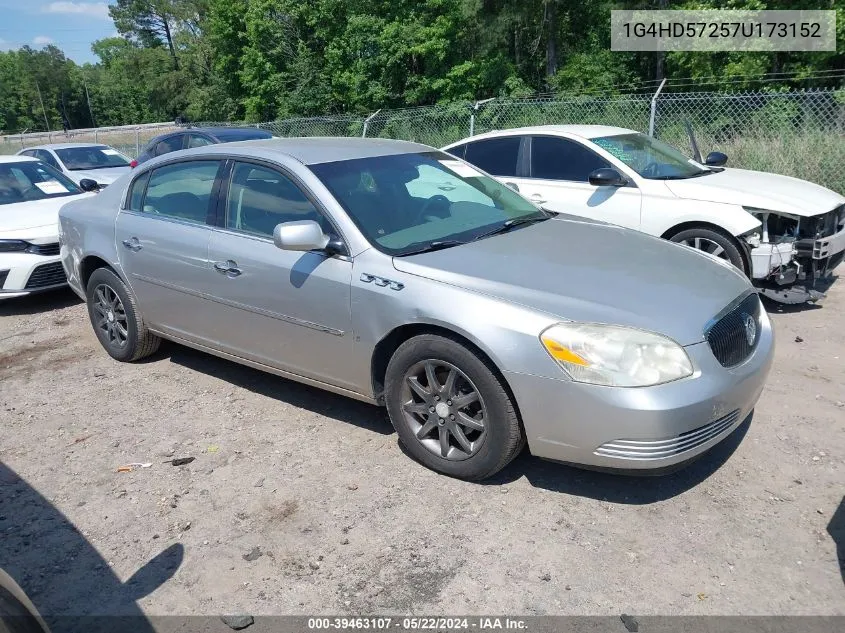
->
{"left": 86, "top": 268, "right": 160, "bottom": 362}
{"left": 384, "top": 334, "right": 524, "bottom": 480}
{"left": 668, "top": 226, "right": 747, "bottom": 274}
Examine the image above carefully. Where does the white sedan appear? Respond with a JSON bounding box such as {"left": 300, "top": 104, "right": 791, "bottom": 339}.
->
{"left": 443, "top": 125, "right": 845, "bottom": 304}
{"left": 17, "top": 143, "right": 133, "bottom": 188}
{"left": 0, "top": 156, "right": 92, "bottom": 299}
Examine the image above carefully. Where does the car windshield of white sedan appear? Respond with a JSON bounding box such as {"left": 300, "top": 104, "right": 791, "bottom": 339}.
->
{"left": 592, "top": 133, "right": 712, "bottom": 180}
{"left": 311, "top": 151, "right": 546, "bottom": 255}
{"left": 55, "top": 146, "right": 131, "bottom": 170}
{"left": 0, "top": 162, "right": 82, "bottom": 206}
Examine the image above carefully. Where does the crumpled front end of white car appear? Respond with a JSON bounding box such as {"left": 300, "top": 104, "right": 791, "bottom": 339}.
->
{"left": 744, "top": 204, "right": 845, "bottom": 304}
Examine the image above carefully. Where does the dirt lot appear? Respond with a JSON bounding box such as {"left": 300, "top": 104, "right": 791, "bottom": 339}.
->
{"left": 1, "top": 282, "right": 843, "bottom": 620}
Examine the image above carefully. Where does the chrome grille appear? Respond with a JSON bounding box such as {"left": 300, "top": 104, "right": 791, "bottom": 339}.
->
{"left": 24, "top": 262, "right": 66, "bottom": 289}
{"left": 595, "top": 409, "right": 741, "bottom": 460}
{"left": 706, "top": 293, "right": 762, "bottom": 368}
{"left": 27, "top": 242, "right": 60, "bottom": 256}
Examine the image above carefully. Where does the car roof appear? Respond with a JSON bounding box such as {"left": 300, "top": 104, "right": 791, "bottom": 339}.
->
{"left": 20, "top": 142, "right": 112, "bottom": 151}
{"left": 443, "top": 124, "right": 637, "bottom": 147}
{"left": 0, "top": 155, "right": 39, "bottom": 164}
{"left": 171, "top": 136, "right": 435, "bottom": 166}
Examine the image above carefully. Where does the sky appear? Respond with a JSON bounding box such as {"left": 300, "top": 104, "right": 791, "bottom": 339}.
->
{"left": 0, "top": 1, "right": 117, "bottom": 64}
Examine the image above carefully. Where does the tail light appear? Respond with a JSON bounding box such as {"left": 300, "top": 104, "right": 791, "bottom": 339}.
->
{"left": 130, "top": 160, "right": 138, "bottom": 168}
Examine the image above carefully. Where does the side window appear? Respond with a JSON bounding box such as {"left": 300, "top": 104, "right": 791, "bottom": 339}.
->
{"left": 36, "top": 150, "right": 60, "bottom": 169}
{"left": 225, "top": 162, "right": 327, "bottom": 238}
{"left": 187, "top": 134, "right": 214, "bottom": 149}
{"left": 530, "top": 136, "right": 610, "bottom": 182}
{"left": 142, "top": 160, "right": 220, "bottom": 224}
{"left": 126, "top": 171, "right": 151, "bottom": 211}
{"left": 20, "top": 150, "right": 37, "bottom": 158}
{"left": 463, "top": 137, "right": 520, "bottom": 177}
{"left": 445, "top": 144, "right": 467, "bottom": 159}
{"left": 154, "top": 135, "right": 184, "bottom": 156}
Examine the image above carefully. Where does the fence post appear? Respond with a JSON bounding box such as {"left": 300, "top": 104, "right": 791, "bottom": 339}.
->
{"left": 94, "top": 129, "right": 98, "bottom": 143}
{"left": 469, "top": 98, "right": 495, "bottom": 137}
{"left": 648, "top": 78, "right": 667, "bottom": 137}
{"left": 135, "top": 128, "right": 140, "bottom": 157}
{"left": 362, "top": 109, "right": 381, "bottom": 138}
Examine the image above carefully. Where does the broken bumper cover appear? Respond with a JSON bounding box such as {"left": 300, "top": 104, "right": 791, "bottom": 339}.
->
{"left": 504, "top": 310, "right": 774, "bottom": 471}
{"left": 751, "top": 223, "right": 845, "bottom": 303}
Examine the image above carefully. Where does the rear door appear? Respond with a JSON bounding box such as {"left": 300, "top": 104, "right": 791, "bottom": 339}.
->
{"left": 204, "top": 160, "right": 356, "bottom": 389}
{"left": 115, "top": 159, "right": 225, "bottom": 340}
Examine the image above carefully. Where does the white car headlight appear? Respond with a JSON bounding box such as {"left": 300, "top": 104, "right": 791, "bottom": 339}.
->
{"left": 540, "top": 323, "right": 693, "bottom": 387}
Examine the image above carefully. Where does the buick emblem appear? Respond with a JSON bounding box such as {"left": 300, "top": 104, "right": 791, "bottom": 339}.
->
{"left": 742, "top": 313, "right": 757, "bottom": 346}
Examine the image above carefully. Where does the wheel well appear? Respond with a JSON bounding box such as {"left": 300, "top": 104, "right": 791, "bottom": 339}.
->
{"left": 370, "top": 324, "right": 518, "bottom": 410}
{"left": 79, "top": 256, "right": 116, "bottom": 290}
{"left": 661, "top": 221, "right": 751, "bottom": 275}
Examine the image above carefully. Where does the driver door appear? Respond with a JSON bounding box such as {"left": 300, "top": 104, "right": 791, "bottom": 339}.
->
{"left": 512, "top": 135, "right": 642, "bottom": 229}
{"left": 204, "top": 160, "right": 357, "bottom": 390}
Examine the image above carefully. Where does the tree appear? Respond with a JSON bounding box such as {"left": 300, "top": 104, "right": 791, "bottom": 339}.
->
{"left": 109, "top": 0, "right": 200, "bottom": 70}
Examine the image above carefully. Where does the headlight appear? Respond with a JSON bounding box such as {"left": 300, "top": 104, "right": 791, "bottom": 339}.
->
{"left": 540, "top": 323, "right": 693, "bottom": 387}
{"left": 0, "top": 240, "right": 30, "bottom": 253}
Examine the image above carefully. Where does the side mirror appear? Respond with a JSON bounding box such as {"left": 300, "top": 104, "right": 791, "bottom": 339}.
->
{"left": 588, "top": 168, "right": 628, "bottom": 187}
{"left": 504, "top": 181, "right": 519, "bottom": 192}
{"left": 273, "top": 220, "right": 330, "bottom": 252}
{"left": 705, "top": 151, "right": 728, "bottom": 167}
{"left": 78, "top": 178, "right": 100, "bottom": 192}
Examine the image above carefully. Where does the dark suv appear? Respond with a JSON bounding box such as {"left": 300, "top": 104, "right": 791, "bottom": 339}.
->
{"left": 134, "top": 126, "right": 274, "bottom": 165}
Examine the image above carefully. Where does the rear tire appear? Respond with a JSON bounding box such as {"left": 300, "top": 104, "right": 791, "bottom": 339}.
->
{"left": 385, "top": 334, "right": 524, "bottom": 480}
{"left": 86, "top": 268, "right": 160, "bottom": 362}
{"left": 668, "top": 226, "right": 747, "bottom": 274}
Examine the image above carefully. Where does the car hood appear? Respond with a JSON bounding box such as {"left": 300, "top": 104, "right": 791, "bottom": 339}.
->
{"left": 392, "top": 215, "right": 752, "bottom": 346}
{"left": 663, "top": 168, "right": 845, "bottom": 217}
{"left": 68, "top": 166, "right": 131, "bottom": 185}
{"left": 0, "top": 194, "right": 91, "bottom": 238}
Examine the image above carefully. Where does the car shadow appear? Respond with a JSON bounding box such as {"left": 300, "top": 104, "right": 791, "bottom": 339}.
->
{"left": 0, "top": 288, "right": 81, "bottom": 317}
{"left": 479, "top": 413, "right": 753, "bottom": 503}
{"left": 828, "top": 496, "right": 845, "bottom": 587}
{"left": 760, "top": 274, "right": 839, "bottom": 314}
{"left": 156, "top": 342, "right": 395, "bottom": 436}
{"left": 0, "top": 462, "right": 182, "bottom": 632}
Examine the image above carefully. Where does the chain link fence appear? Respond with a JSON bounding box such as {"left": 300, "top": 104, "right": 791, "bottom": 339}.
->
{"left": 0, "top": 122, "right": 182, "bottom": 160}
{"left": 3, "top": 88, "right": 843, "bottom": 192}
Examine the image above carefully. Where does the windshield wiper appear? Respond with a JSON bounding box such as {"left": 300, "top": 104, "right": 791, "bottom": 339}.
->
{"left": 654, "top": 170, "right": 714, "bottom": 180}
{"left": 472, "top": 213, "right": 550, "bottom": 241}
{"left": 396, "top": 240, "right": 467, "bottom": 256}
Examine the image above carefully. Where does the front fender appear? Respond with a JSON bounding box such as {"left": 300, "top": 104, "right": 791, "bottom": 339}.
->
{"left": 642, "top": 198, "right": 761, "bottom": 238}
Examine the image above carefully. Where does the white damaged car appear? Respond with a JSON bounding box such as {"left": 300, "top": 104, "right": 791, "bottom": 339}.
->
{"left": 444, "top": 126, "right": 845, "bottom": 304}
{"left": 0, "top": 156, "right": 93, "bottom": 299}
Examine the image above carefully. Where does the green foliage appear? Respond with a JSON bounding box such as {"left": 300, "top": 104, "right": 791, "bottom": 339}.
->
{"left": 0, "top": 0, "right": 843, "bottom": 133}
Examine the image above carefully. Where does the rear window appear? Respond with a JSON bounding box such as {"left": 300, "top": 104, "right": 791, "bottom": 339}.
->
{"left": 464, "top": 137, "right": 521, "bottom": 177}
{"left": 213, "top": 130, "right": 273, "bottom": 143}
{"left": 55, "top": 146, "right": 131, "bottom": 171}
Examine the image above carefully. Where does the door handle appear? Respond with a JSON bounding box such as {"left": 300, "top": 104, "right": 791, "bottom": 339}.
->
{"left": 214, "top": 260, "right": 242, "bottom": 277}
{"left": 121, "top": 238, "right": 142, "bottom": 252}
{"left": 529, "top": 193, "right": 547, "bottom": 204}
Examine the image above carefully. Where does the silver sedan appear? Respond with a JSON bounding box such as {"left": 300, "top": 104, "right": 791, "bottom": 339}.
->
{"left": 58, "top": 138, "right": 774, "bottom": 480}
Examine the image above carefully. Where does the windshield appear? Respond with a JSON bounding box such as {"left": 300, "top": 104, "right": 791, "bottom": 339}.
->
{"left": 310, "top": 151, "right": 544, "bottom": 255}
{"left": 0, "top": 161, "right": 82, "bottom": 206}
{"left": 592, "top": 133, "right": 711, "bottom": 180}
{"left": 55, "top": 146, "right": 131, "bottom": 171}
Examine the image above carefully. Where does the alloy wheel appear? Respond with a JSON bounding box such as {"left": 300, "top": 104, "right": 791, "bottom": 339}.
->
{"left": 681, "top": 236, "right": 730, "bottom": 261}
{"left": 92, "top": 284, "right": 129, "bottom": 348}
{"left": 400, "top": 359, "right": 487, "bottom": 461}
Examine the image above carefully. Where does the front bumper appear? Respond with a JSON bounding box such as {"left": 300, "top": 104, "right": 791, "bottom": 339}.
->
{"left": 505, "top": 309, "right": 774, "bottom": 471}
{"left": 0, "top": 251, "right": 67, "bottom": 300}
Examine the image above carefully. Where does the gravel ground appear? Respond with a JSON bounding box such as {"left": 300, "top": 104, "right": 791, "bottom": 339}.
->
{"left": 1, "top": 282, "right": 843, "bottom": 621}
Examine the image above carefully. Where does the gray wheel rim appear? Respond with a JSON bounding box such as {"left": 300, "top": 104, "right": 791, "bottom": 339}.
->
{"left": 400, "top": 359, "right": 487, "bottom": 461}
{"left": 92, "top": 284, "right": 128, "bottom": 348}
{"left": 681, "top": 236, "right": 729, "bottom": 261}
